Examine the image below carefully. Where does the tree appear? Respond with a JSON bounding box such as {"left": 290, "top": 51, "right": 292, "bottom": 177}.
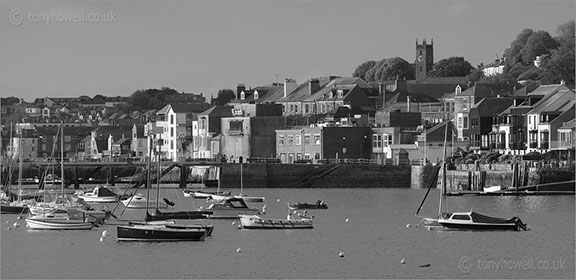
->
{"left": 540, "top": 20, "right": 575, "bottom": 84}
{"left": 519, "top": 31, "right": 559, "bottom": 65}
{"left": 0, "top": 97, "right": 20, "bottom": 106}
{"left": 352, "top": 60, "right": 376, "bottom": 80}
{"left": 126, "top": 87, "right": 180, "bottom": 110}
{"left": 428, "top": 57, "right": 474, "bottom": 77}
{"left": 362, "top": 57, "right": 414, "bottom": 82}
{"left": 213, "top": 89, "right": 235, "bottom": 105}
{"left": 504, "top": 28, "right": 534, "bottom": 66}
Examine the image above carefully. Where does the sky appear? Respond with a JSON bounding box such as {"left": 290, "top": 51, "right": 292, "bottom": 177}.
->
{"left": 1, "top": 0, "right": 575, "bottom": 102}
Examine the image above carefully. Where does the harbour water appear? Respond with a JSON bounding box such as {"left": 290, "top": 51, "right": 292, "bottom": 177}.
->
{"left": 1, "top": 187, "right": 574, "bottom": 279}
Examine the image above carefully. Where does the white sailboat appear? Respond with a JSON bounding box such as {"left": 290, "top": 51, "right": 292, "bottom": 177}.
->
{"left": 26, "top": 125, "right": 96, "bottom": 230}
{"left": 233, "top": 163, "right": 265, "bottom": 203}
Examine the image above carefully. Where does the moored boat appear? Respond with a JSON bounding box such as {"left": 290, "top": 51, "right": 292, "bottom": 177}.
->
{"left": 239, "top": 213, "right": 313, "bottom": 229}
{"left": 205, "top": 197, "right": 259, "bottom": 219}
{"left": 77, "top": 185, "right": 119, "bottom": 203}
{"left": 25, "top": 218, "right": 95, "bottom": 230}
{"left": 438, "top": 211, "right": 528, "bottom": 231}
{"left": 116, "top": 223, "right": 207, "bottom": 241}
{"left": 288, "top": 200, "right": 328, "bottom": 210}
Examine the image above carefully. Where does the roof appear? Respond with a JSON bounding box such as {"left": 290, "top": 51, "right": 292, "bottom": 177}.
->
{"left": 527, "top": 84, "right": 567, "bottom": 96}
{"left": 133, "top": 124, "right": 145, "bottom": 138}
{"left": 559, "top": 119, "right": 576, "bottom": 130}
{"left": 386, "top": 91, "right": 439, "bottom": 104}
{"left": 471, "top": 97, "right": 514, "bottom": 116}
{"left": 527, "top": 88, "right": 575, "bottom": 115}
{"left": 159, "top": 103, "right": 214, "bottom": 114}
{"left": 199, "top": 105, "right": 234, "bottom": 117}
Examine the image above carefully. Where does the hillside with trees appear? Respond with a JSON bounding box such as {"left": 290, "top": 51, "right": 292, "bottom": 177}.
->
{"left": 351, "top": 20, "right": 575, "bottom": 86}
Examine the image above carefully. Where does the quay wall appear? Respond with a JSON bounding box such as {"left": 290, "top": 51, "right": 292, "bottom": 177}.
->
{"left": 4, "top": 162, "right": 573, "bottom": 190}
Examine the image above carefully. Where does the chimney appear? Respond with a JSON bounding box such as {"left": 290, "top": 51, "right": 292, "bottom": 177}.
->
{"left": 406, "top": 96, "right": 411, "bottom": 112}
{"left": 236, "top": 84, "right": 246, "bottom": 100}
{"left": 378, "top": 83, "right": 385, "bottom": 107}
{"left": 284, "top": 78, "right": 297, "bottom": 98}
{"left": 395, "top": 78, "right": 406, "bottom": 93}
{"left": 309, "top": 79, "right": 320, "bottom": 95}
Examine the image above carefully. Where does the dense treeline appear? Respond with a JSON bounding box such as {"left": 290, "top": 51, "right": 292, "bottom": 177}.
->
{"left": 352, "top": 20, "right": 575, "bottom": 86}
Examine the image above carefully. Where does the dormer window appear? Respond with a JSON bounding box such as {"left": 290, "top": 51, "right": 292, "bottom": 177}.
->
{"left": 254, "top": 90, "right": 259, "bottom": 100}
{"left": 455, "top": 85, "right": 462, "bottom": 95}
{"left": 337, "top": 90, "right": 343, "bottom": 98}
{"left": 240, "top": 91, "right": 245, "bottom": 100}
{"left": 329, "top": 92, "right": 333, "bottom": 99}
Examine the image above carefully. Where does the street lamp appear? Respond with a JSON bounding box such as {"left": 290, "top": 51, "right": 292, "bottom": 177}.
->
{"left": 342, "top": 137, "right": 347, "bottom": 157}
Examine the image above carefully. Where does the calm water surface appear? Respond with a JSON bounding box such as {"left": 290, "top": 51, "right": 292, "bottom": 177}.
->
{"left": 1, "top": 186, "right": 574, "bottom": 279}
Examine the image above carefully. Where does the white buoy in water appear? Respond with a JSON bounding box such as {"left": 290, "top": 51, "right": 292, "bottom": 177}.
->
{"left": 232, "top": 221, "right": 236, "bottom": 225}
{"left": 102, "top": 230, "right": 108, "bottom": 237}
{"left": 345, "top": 218, "right": 350, "bottom": 223}
{"left": 13, "top": 222, "right": 20, "bottom": 227}
{"left": 100, "top": 236, "right": 104, "bottom": 242}
{"left": 339, "top": 251, "right": 344, "bottom": 258}
{"left": 400, "top": 258, "right": 406, "bottom": 264}
{"left": 276, "top": 198, "right": 280, "bottom": 202}
{"left": 236, "top": 247, "right": 242, "bottom": 253}
{"left": 406, "top": 224, "right": 411, "bottom": 228}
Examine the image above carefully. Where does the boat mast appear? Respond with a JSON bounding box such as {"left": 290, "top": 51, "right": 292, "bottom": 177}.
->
{"left": 17, "top": 128, "right": 23, "bottom": 202}
{"left": 156, "top": 136, "right": 161, "bottom": 211}
{"left": 60, "top": 124, "right": 64, "bottom": 203}
{"left": 439, "top": 123, "right": 449, "bottom": 216}
{"left": 145, "top": 134, "right": 153, "bottom": 217}
{"left": 240, "top": 163, "right": 243, "bottom": 195}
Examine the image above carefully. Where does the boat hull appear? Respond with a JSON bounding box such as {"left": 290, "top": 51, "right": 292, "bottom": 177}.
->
{"left": 78, "top": 196, "right": 118, "bottom": 203}
{"left": 25, "top": 218, "right": 95, "bottom": 230}
{"left": 438, "top": 221, "right": 520, "bottom": 231}
{"left": 0, "top": 204, "right": 29, "bottom": 214}
{"left": 116, "top": 224, "right": 207, "bottom": 241}
{"left": 208, "top": 209, "right": 259, "bottom": 219}
{"left": 239, "top": 215, "right": 313, "bottom": 229}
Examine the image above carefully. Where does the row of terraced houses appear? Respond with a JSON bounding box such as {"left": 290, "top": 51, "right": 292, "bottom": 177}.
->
{"left": 2, "top": 40, "right": 575, "bottom": 165}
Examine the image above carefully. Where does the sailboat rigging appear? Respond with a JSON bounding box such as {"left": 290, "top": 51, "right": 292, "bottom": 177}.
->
{"left": 116, "top": 134, "right": 210, "bottom": 241}
{"left": 25, "top": 125, "right": 98, "bottom": 230}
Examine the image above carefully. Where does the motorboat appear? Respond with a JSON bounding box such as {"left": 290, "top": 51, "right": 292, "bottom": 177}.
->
{"left": 184, "top": 190, "right": 231, "bottom": 199}
{"left": 205, "top": 197, "right": 259, "bottom": 219}
{"left": 239, "top": 213, "right": 313, "bottom": 229}
{"left": 233, "top": 193, "right": 265, "bottom": 203}
{"left": 77, "top": 185, "right": 119, "bottom": 203}
{"left": 288, "top": 200, "right": 328, "bottom": 210}
{"left": 121, "top": 193, "right": 168, "bottom": 209}
{"left": 438, "top": 211, "right": 528, "bottom": 231}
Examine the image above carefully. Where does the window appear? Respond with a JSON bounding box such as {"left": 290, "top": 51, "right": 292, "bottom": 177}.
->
{"left": 170, "top": 115, "right": 174, "bottom": 125}
{"left": 451, "top": 215, "right": 470, "bottom": 221}
{"left": 240, "top": 91, "right": 245, "bottom": 100}
{"left": 383, "top": 134, "right": 392, "bottom": 146}
{"left": 314, "top": 134, "right": 320, "bottom": 145}
{"left": 278, "top": 135, "right": 284, "bottom": 145}
{"left": 372, "top": 134, "right": 382, "bottom": 148}
{"left": 295, "top": 135, "right": 301, "bottom": 145}
{"left": 229, "top": 120, "right": 243, "bottom": 133}
{"left": 254, "top": 91, "right": 259, "bottom": 100}
{"left": 288, "top": 153, "right": 294, "bottom": 163}
{"left": 304, "top": 134, "right": 311, "bottom": 145}
{"left": 458, "top": 117, "right": 463, "bottom": 129}
{"left": 463, "top": 117, "right": 468, "bottom": 129}
{"left": 287, "top": 135, "right": 294, "bottom": 145}
{"left": 305, "top": 104, "right": 309, "bottom": 114}
{"left": 199, "top": 119, "right": 206, "bottom": 130}
{"left": 171, "top": 127, "right": 174, "bottom": 137}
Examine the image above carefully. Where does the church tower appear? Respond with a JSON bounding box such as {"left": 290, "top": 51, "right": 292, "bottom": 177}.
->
{"left": 415, "top": 38, "right": 434, "bottom": 81}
